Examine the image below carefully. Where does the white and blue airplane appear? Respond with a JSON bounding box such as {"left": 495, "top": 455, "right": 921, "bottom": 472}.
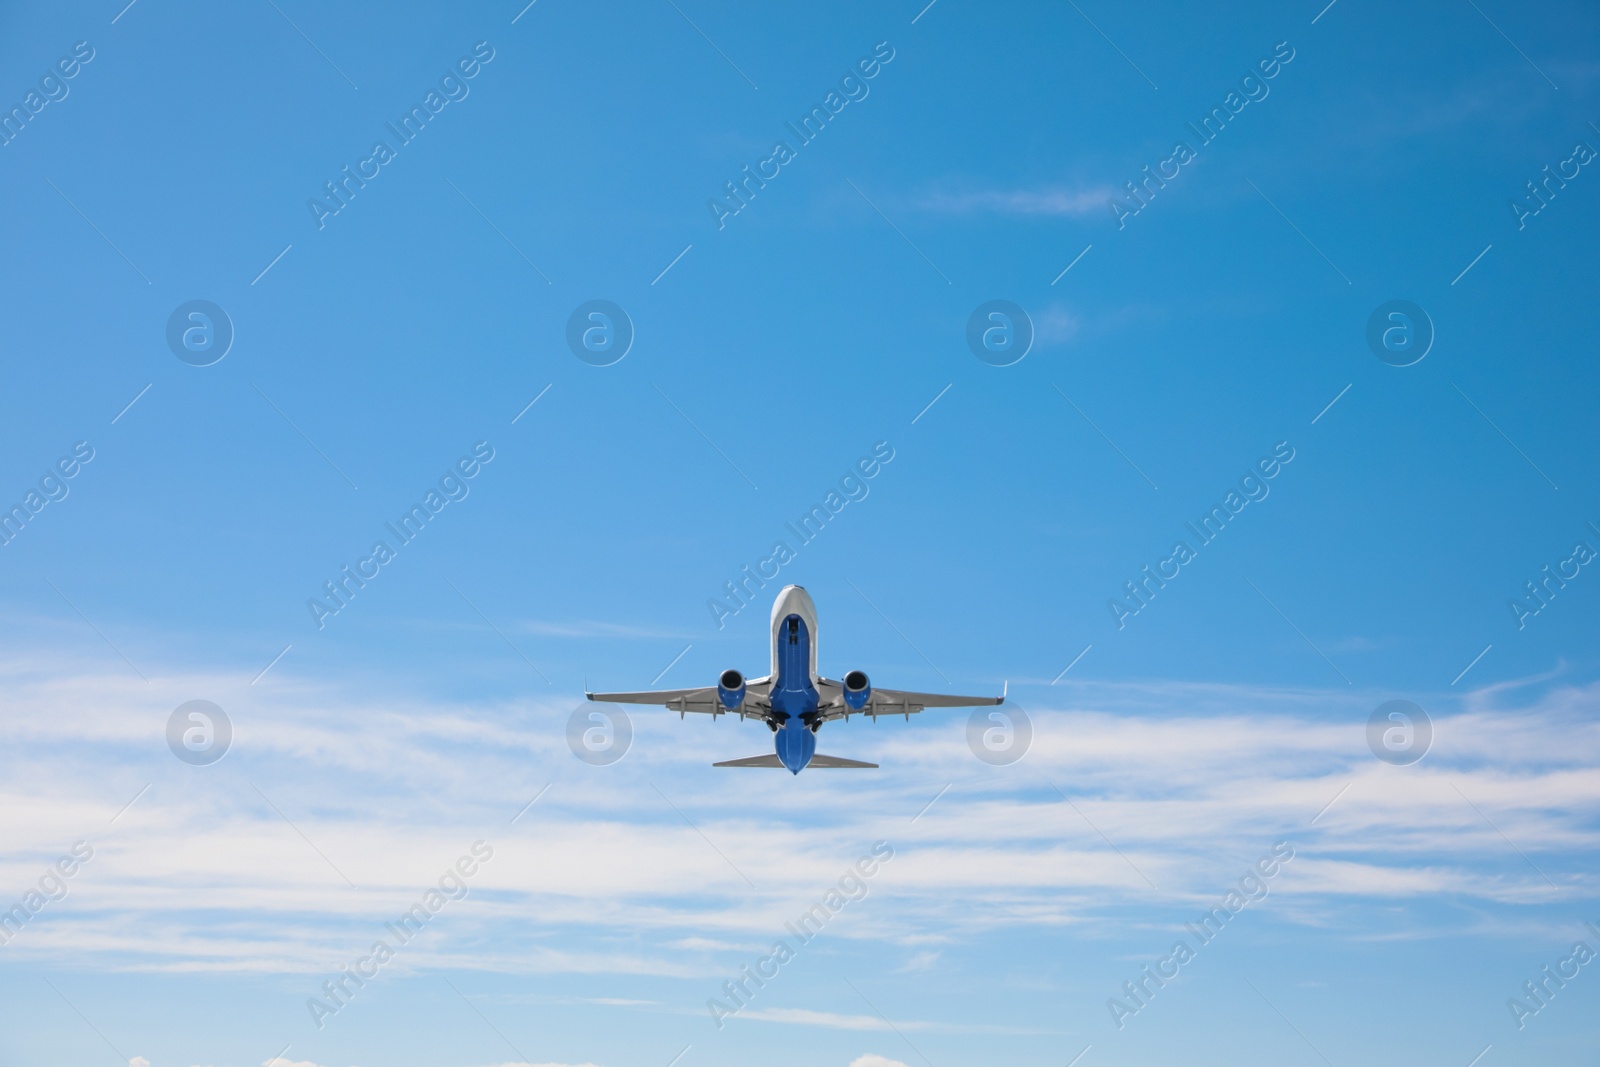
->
{"left": 586, "top": 585, "right": 1004, "bottom": 774}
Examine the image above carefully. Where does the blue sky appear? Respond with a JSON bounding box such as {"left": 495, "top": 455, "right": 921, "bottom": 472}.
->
{"left": 1, "top": 0, "right": 1598, "bottom": 1064}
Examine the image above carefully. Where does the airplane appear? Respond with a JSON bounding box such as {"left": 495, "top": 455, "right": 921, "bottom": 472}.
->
{"left": 586, "top": 585, "right": 1004, "bottom": 774}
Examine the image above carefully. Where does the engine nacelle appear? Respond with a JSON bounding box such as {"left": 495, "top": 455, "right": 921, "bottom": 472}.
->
{"left": 843, "top": 670, "right": 871, "bottom": 710}
{"left": 717, "top": 669, "right": 746, "bottom": 710}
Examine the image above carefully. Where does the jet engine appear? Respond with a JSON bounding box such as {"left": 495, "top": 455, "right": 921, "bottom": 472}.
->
{"left": 843, "top": 670, "right": 871, "bottom": 710}
{"left": 717, "top": 669, "right": 746, "bottom": 710}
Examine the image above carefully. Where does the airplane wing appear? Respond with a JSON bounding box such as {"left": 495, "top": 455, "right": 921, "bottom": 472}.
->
{"left": 587, "top": 679, "right": 774, "bottom": 721}
{"left": 815, "top": 679, "right": 1004, "bottom": 722}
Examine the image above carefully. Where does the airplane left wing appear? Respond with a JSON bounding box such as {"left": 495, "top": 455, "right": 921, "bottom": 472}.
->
{"left": 587, "top": 682, "right": 774, "bottom": 721}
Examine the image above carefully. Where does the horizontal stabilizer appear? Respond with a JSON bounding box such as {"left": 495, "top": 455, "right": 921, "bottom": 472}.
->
{"left": 809, "top": 754, "right": 879, "bottom": 769}
{"left": 712, "top": 754, "right": 879, "bottom": 768}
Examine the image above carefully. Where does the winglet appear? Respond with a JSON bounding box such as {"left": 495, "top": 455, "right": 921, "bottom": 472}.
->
{"left": 1001, "top": 679, "right": 1008, "bottom": 703}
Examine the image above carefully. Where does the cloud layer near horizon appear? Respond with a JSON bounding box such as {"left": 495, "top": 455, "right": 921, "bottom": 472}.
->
{"left": 2, "top": 654, "right": 1596, "bottom": 980}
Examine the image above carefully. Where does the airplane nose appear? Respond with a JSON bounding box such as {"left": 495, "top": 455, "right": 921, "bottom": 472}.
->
{"left": 772, "top": 584, "right": 816, "bottom": 618}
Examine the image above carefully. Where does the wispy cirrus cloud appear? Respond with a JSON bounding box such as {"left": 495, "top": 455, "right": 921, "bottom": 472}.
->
{"left": 735, "top": 1007, "right": 1040, "bottom": 1035}
{"left": 262, "top": 1062, "right": 609, "bottom": 1067}
{"left": 740, "top": 1007, "right": 908, "bottom": 1031}
{"left": 1033, "top": 303, "right": 1081, "bottom": 347}
{"left": 913, "top": 185, "right": 1110, "bottom": 217}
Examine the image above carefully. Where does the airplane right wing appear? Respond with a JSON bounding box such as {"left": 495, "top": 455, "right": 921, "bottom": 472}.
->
{"left": 815, "top": 679, "right": 1003, "bottom": 722}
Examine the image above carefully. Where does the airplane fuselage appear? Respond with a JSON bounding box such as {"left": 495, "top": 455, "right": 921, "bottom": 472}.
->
{"left": 769, "top": 586, "right": 822, "bottom": 773}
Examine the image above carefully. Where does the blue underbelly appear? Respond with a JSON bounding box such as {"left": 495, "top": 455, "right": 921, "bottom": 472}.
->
{"left": 770, "top": 613, "right": 819, "bottom": 719}
{"left": 771, "top": 613, "right": 819, "bottom": 773}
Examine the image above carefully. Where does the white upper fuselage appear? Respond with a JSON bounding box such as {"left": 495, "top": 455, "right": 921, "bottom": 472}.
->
{"left": 769, "top": 584, "right": 819, "bottom": 683}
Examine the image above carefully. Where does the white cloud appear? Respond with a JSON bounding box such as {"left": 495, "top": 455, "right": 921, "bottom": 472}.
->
{"left": 667, "top": 936, "right": 749, "bottom": 952}
{"left": 508, "top": 618, "right": 689, "bottom": 640}
{"left": 895, "top": 950, "right": 940, "bottom": 973}
{"left": 129, "top": 1058, "right": 151, "bottom": 1067}
{"left": 0, "top": 656, "right": 1595, "bottom": 974}
{"left": 1033, "top": 304, "right": 1081, "bottom": 347}
{"left": 916, "top": 186, "right": 1108, "bottom": 216}
{"left": 740, "top": 1007, "right": 899, "bottom": 1030}
{"left": 849, "top": 1057, "right": 910, "bottom": 1067}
